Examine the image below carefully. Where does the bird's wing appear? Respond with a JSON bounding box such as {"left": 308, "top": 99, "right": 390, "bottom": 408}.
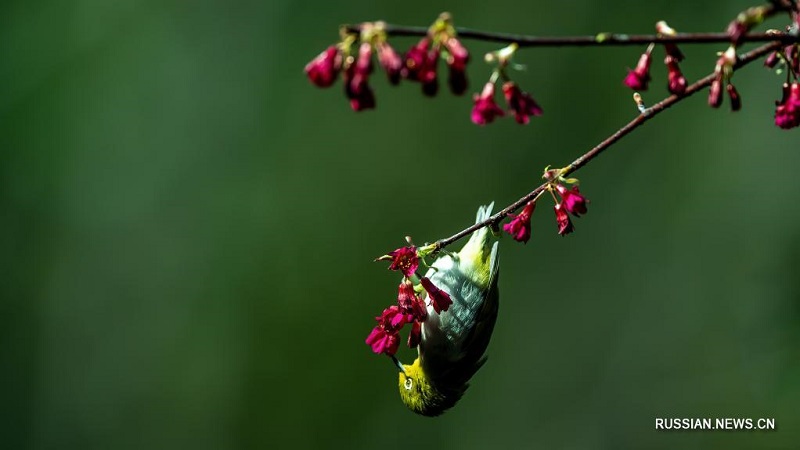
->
{"left": 422, "top": 240, "right": 500, "bottom": 390}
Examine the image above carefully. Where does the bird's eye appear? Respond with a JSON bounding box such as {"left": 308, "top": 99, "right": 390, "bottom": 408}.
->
{"left": 404, "top": 378, "right": 413, "bottom": 390}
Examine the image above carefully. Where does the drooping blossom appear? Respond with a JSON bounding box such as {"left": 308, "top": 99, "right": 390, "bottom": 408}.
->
{"left": 554, "top": 203, "right": 575, "bottom": 236}
{"left": 764, "top": 51, "right": 780, "bottom": 69}
{"left": 655, "top": 21, "right": 684, "bottom": 62}
{"left": 471, "top": 82, "right": 505, "bottom": 125}
{"left": 775, "top": 82, "right": 800, "bottom": 129}
{"left": 376, "top": 41, "right": 403, "bottom": 85}
{"left": 365, "top": 305, "right": 413, "bottom": 355}
{"left": 344, "top": 71, "right": 375, "bottom": 111}
{"left": 503, "top": 201, "right": 535, "bottom": 243}
{"left": 624, "top": 52, "right": 652, "bottom": 90}
{"left": 402, "top": 38, "right": 430, "bottom": 81}
{"left": 708, "top": 77, "right": 724, "bottom": 109}
{"left": 502, "top": 81, "right": 543, "bottom": 124}
{"left": 402, "top": 38, "right": 439, "bottom": 96}
{"left": 444, "top": 37, "right": 469, "bottom": 95}
{"left": 555, "top": 184, "right": 589, "bottom": 217}
{"left": 665, "top": 56, "right": 687, "bottom": 95}
{"left": 381, "top": 305, "right": 413, "bottom": 330}
{"left": 420, "top": 46, "right": 440, "bottom": 97}
{"left": 420, "top": 277, "right": 453, "bottom": 314}
{"left": 304, "top": 46, "right": 341, "bottom": 88}
{"left": 365, "top": 326, "right": 400, "bottom": 355}
{"left": 366, "top": 289, "right": 424, "bottom": 355}
{"left": 727, "top": 83, "right": 741, "bottom": 111}
{"left": 365, "top": 303, "right": 416, "bottom": 355}
{"left": 347, "top": 85, "right": 375, "bottom": 111}
{"left": 352, "top": 42, "right": 373, "bottom": 86}
{"left": 344, "top": 43, "right": 376, "bottom": 111}
{"left": 397, "top": 281, "right": 427, "bottom": 321}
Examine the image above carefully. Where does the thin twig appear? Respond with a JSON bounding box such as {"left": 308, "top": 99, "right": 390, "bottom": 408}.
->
{"left": 344, "top": 25, "right": 798, "bottom": 47}
{"left": 344, "top": 1, "right": 798, "bottom": 46}
{"left": 430, "top": 40, "right": 784, "bottom": 253}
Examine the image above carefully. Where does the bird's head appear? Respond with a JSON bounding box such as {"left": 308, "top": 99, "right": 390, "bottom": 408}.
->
{"left": 392, "top": 356, "right": 460, "bottom": 417}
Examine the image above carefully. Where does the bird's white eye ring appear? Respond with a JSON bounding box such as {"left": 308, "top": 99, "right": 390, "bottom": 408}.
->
{"left": 404, "top": 378, "right": 413, "bottom": 390}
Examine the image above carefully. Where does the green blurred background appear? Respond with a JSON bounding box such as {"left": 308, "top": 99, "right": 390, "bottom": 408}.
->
{"left": 2, "top": 1, "right": 799, "bottom": 449}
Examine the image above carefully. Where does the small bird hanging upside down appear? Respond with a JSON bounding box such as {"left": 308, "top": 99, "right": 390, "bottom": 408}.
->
{"left": 392, "top": 203, "right": 500, "bottom": 416}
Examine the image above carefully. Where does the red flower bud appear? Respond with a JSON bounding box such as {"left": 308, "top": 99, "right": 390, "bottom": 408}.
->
{"left": 775, "top": 82, "right": 800, "bottom": 129}
{"left": 304, "top": 46, "right": 341, "bottom": 88}
{"left": 555, "top": 184, "right": 589, "bottom": 217}
{"left": 402, "top": 38, "right": 430, "bottom": 81}
{"left": 407, "top": 321, "right": 422, "bottom": 349}
{"left": 402, "top": 38, "right": 440, "bottom": 96}
{"left": 420, "top": 277, "right": 452, "bottom": 314}
{"left": 665, "top": 57, "right": 687, "bottom": 95}
{"left": 624, "top": 52, "right": 652, "bottom": 91}
{"left": 764, "top": 51, "right": 780, "bottom": 69}
{"left": 502, "top": 81, "right": 543, "bottom": 124}
{"left": 471, "top": 82, "right": 505, "bottom": 125}
{"left": 420, "top": 47, "right": 440, "bottom": 97}
{"left": 503, "top": 201, "right": 535, "bottom": 243}
{"left": 444, "top": 37, "right": 469, "bottom": 71}
{"left": 554, "top": 203, "right": 574, "bottom": 236}
{"left": 727, "top": 83, "right": 741, "bottom": 112}
{"left": 444, "top": 37, "right": 469, "bottom": 95}
{"left": 708, "top": 77, "right": 724, "bottom": 109}
{"left": 344, "top": 65, "right": 375, "bottom": 111}
{"left": 376, "top": 41, "right": 403, "bottom": 85}
{"left": 398, "top": 281, "right": 427, "bottom": 321}
{"left": 344, "top": 43, "right": 376, "bottom": 111}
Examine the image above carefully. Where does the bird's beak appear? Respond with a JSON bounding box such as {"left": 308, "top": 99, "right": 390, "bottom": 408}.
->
{"left": 390, "top": 355, "right": 406, "bottom": 374}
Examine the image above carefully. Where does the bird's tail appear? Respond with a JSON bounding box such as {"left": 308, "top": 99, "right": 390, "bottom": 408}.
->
{"left": 458, "top": 202, "right": 499, "bottom": 290}
{"left": 474, "top": 202, "right": 494, "bottom": 224}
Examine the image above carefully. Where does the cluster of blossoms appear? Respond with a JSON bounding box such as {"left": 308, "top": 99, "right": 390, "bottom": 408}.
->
{"left": 365, "top": 246, "right": 453, "bottom": 355}
{"left": 471, "top": 78, "right": 543, "bottom": 126}
{"left": 624, "top": 11, "right": 800, "bottom": 129}
{"left": 726, "top": 6, "right": 800, "bottom": 128}
{"left": 471, "top": 43, "right": 543, "bottom": 125}
{"left": 623, "top": 21, "right": 688, "bottom": 95}
{"left": 764, "top": 14, "right": 800, "bottom": 129}
{"left": 707, "top": 46, "right": 742, "bottom": 111}
{"left": 305, "top": 13, "right": 545, "bottom": 125}
{"left": 304, "top": 14, "right": 470, "bottom": 113}
{"left": 502, "top": 168, "right": 589, "bottom": 243}
{"left": 774, "top": 81, "right": 800, "bottom": 128}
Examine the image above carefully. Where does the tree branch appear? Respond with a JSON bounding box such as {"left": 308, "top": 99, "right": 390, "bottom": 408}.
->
{"left": 430, "top": 40, "right": 784, "bottom": 253}
{"left": 344, "top": 25, "right": 798, "bottom": 47}
{"left": 344, "top": 1, "right": 799, "bottom": 47}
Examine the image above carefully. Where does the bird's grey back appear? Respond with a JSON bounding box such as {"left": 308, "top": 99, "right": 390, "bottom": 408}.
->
{"left": 420, "top": 240, "right": 499, "bottom": 390}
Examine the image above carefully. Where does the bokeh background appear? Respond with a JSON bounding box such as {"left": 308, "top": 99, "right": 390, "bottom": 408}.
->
{"left": 2, "top": 0, "right": 799, "bottom": 449}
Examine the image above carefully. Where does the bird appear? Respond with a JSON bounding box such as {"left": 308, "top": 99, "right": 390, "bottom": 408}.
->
{"left": 393, "top": 203, "right": 500, "bottom": 416}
